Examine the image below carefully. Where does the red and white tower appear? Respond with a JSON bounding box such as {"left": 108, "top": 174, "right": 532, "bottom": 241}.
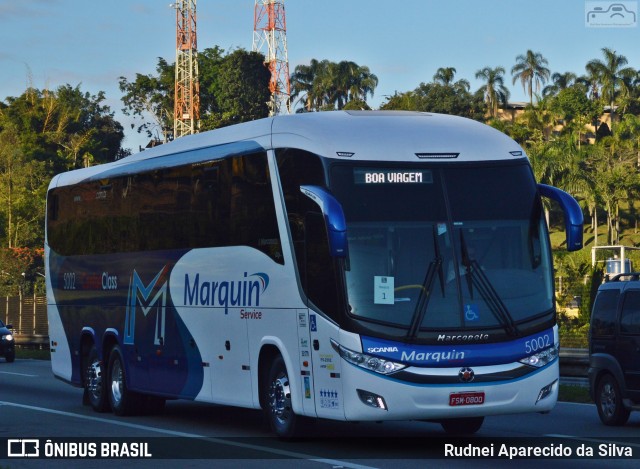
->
{"left": 174, "top": 0, "right": 200, "bottom": 138}
{"left": 252, "top": 0, "right": 291, "bottom": 115}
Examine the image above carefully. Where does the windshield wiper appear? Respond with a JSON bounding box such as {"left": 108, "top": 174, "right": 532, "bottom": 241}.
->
{"left": 459, "top": 230, "right": 519, "bottom": 336}
{"left": 407, "top": 226, "right": 444, "bottom": 339}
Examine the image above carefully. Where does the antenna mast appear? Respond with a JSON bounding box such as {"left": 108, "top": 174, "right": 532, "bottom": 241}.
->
{"left": 252, "top": 0, "right": 291, "bottom": 115}
{"left": 174, "top": 0, "right": 200, "bottom": 138}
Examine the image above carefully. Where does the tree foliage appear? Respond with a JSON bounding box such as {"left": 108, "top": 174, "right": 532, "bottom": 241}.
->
{"left": 290, "top": 59, "right": 378, "bottom": 111}
{"left": 119, "top": 47, "right": 271, "bottom": 138}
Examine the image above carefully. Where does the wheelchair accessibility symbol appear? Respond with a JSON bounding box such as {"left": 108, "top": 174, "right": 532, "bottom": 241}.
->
{"left": 465, "top": 304, "right": 479, "bottom": 321}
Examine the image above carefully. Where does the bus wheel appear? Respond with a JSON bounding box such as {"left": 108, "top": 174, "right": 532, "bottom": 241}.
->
{"left": 441, "top": 416, "right": 484, "bottom": 434}
{"left": 107, "top": 345, "right": 139, "bottom": 416}
{"left": 83, "top": 345, "right": 109, "bottom": 412}
{"left": 265, "top": 356, "right": 298, "bottom": 439}
{"left": 596, "top": 374, "right": 630, "bottom": 426}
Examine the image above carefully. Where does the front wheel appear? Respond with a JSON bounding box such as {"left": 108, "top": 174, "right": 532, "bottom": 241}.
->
{"left": 596, "top": 374, "right": 630, "bottom": 426}
{"left": 441, "top": 416, "right": 484, "bottom": 434}
{"left": 107, "top": 345, "right": 140, "bottom": 416}
{"left": 5, "top": 352, "right": 15, "bottom": 363}
{"left": 264, "top": 355, "right": 299, "bottom": 439}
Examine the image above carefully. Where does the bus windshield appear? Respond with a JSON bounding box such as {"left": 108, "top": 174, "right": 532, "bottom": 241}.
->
{"left": 330, "top": 161, "right": 554, "bottom": 334}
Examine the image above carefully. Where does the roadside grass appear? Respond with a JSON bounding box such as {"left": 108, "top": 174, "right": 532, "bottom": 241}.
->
{"left": 558, "top": 384, "right": 592, "bottom": 404}
{"left": 15, "top": 346, "right": 51, "bottom": 360}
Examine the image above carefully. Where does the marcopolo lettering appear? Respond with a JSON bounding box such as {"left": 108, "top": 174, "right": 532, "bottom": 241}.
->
{"left": 437, "top": 333, "right": 489, "bottom": 342}
{"left": 184, "top": 272, "right": 269, "bottom": 314}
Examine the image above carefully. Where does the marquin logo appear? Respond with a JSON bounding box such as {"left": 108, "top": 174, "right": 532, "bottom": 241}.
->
{"left": 124, "top": 266, "right": 169, "bottom": 346}
{"left": 183, "top": 271, "right": 270, "bottom": 314}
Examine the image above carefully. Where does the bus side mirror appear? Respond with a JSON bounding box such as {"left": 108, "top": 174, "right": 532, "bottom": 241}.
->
{"left": 537, "top": 183, "right": 583, "bottom": 252}
{"left": 300, "top": 185, "right": 348, "bottom": 258}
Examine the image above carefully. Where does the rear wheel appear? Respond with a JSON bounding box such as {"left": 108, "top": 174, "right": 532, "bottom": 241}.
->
{"left": 83, "top": 345, "right": 109, "bottom": 412}
{"left": 441, "top": 416, "right": 484, "bottom": 434}
{"left": 264, "top": 355, "right": 299, "bottom": 439}
{"left": 107, "top": 345, "right": 140, "bottom": 416}
{"left": 596, "top": 374, "right": 630, "bottom": 426}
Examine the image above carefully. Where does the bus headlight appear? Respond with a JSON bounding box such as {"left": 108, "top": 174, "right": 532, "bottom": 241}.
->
{"left": 519, "top": 343, "right": 558, "bottom": 368}
{"left": 331, "top": 339, "right": 406, "bottom": 375}
{"left": 2, "top": 334, "right": 13, "bottom": 342}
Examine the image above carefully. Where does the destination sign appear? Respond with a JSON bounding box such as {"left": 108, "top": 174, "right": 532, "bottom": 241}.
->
{"left": 354, "top": 169, "right": 433, "bottom": 185}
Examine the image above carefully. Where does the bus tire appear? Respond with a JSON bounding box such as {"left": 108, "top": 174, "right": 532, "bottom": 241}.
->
{"left": 5, "top": 352, "right": 15, "bottom": 363}
{"left": 83, "top": 345, "right": 109, "bottom": 412}
{"left": 441, "top": 416, "right": 484, "bottom": 434}
{"left": 264, "top": 355, "right": 299, "bottom": 439}
{"left": 596, "top": 374, "right": 630, "bottom": 426}
{"left": 107, "top": 345, "right": 139, "bottom": 416}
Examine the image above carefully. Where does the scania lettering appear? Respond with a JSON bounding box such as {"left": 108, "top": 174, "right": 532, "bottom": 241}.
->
{"left": 45, "top": 111, "right": 583, "bottom": 437}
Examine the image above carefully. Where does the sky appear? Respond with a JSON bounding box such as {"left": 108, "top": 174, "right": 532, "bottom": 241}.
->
{"left": 1, "top": 0, "right": 639, "bottom": 153}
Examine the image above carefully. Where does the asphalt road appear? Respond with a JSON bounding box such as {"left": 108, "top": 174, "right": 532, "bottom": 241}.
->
{"left": 1, "top": 359, "right": 640, "bottom": 468}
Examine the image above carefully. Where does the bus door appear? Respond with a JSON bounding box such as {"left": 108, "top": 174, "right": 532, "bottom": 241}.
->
{"left": 304, "top": 211, "right": 345, "bottom": 419}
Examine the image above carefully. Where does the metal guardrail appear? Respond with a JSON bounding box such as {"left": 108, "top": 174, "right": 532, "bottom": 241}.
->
{"left": 559, "top": 347, "right": 589, "bottom": 382}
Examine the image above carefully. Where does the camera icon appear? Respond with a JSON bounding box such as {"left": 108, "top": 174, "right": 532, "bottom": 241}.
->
{"left": 586, "top": 2, "right": 637, "bottom": 27}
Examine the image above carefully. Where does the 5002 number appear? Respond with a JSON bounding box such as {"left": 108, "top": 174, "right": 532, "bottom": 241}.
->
{"left": 525, "top": 334, "right": 551, "bottom": 354}
{"left": 63, "top": 272, "right": 76, "bottom": 290}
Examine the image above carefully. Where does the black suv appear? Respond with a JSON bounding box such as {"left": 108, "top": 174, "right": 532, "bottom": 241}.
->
{"left": 0, "top": 319, "right": 15, "bottom": 363}
{"left": 589, "top": 273, "right": 640, "bottom": 425}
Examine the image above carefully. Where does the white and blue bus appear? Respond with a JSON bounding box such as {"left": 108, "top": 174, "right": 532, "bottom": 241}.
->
{"left": 46, "top": 111, "right": 583, "bottom": 436}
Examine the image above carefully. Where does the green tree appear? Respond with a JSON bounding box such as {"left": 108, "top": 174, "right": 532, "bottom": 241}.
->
{"left": 290, "top": 59, "right": 378, "bottom": 111}
{"left": 119, "top": 47, "right": 269, "bottom": 136}
{"left": 200, "top": 49, "right": 271, "bottom": 130}
{"left": 511, "top": 50, "right": 551, "bottom": 106}
{"left": 475, "top": 66, "right": 510, "bottom": 119}
{"left": 550, "top": 85, "right": 602, "bottom": 148}
{"left": 0, "top": 124, "right": 48, "bottom": 248}
{"left": 119, "top": 57, "right": 175, "bottom": 141}
{"left": 381, "top": 81, "right": 485, "bottom": 119}
{"left": 542, "top": 71, "right": 577, "bottom": 98}
{"left": 586, "top": 48, "right": 636, "bottom": 134}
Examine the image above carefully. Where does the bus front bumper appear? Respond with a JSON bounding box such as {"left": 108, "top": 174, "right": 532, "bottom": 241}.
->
{"left": 340, "top": 359, "right": 559, "bottom": 421}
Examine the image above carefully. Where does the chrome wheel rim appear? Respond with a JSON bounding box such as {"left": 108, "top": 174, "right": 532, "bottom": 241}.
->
{"left": 268, "top": 373, "right": 292, "bottom": 426}
{"left": 600, "top": 382, "right": 616, "bottom": 418}
{"left": 110, "top": 359, "right": 123, "bottom": 407}
{"left": 86, "top": 360, "right": 102, "bottom": 399}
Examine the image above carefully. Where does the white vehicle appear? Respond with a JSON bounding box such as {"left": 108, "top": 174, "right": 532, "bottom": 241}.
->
{"left": 45, "top": 111, "right": 583, "bottom": 436}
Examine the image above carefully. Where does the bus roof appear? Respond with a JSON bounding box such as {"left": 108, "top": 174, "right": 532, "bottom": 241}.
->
{"left": 49, "top": 111, "right": 527, "bottom": 189}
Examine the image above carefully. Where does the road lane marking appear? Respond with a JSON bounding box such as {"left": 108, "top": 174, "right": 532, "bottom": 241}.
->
{"left": 0, "top": 371, "right": 38, "bottom": 377}
{"left": 0, "top": 400, "right": 378, "bottom": 469}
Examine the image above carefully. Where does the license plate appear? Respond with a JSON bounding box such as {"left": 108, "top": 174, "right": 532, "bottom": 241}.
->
{"left": 449, "top": 391, "right": 485, "bottom": 406}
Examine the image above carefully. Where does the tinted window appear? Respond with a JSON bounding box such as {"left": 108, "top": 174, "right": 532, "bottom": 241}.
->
{"left": 47, "top": 152, "right": 283, "bottom": 263}
{"left": 591, "top": 289, "right": 620, "bottom": 336}
{"left": 620, "top": 290, "right": 640, "bottom": 335}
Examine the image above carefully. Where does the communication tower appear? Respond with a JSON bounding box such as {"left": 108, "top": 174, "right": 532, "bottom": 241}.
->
{"left": 174, "top": 0, "right": 200, "bottom": 138}
{"left": 252, "top": 0, "right": 291, "bottom": 115}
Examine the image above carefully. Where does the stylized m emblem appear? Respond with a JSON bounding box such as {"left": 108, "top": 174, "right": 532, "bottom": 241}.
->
{"left": 124, "top": 267, "right": 168, "bottom": 346}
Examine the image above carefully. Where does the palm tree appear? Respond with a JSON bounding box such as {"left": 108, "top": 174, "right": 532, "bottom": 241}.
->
{"left": 475, "top": 66, "right": 510, "bottom": 119}
{"left": 542, "top": 71, "right": 577, "bottom": 97}
{"left": 290, "top": 59, "right": 325, "bottom": 111}
{"left": 290, "top": 59, "right": 379, "bottom": 111}
{"left": 586, "top": 48, "right": 636, "bottom": 133}
{"left": 433, "top": 67, "right": 458, "bottom": 86}
{"left": 511, "top": 50, "right": 551, "bottom": 106}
